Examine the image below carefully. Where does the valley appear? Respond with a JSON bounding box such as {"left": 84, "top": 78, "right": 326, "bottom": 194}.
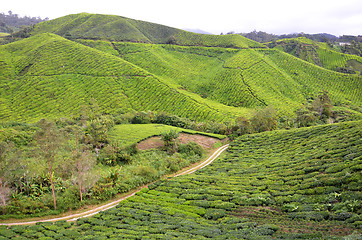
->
{"left": 0, "top": 12, "right": 361, "bottom": 239}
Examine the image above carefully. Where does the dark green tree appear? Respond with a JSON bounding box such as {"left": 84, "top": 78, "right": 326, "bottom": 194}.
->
{"left": 250, "top": 106, "right": 278, "bottom": 133}
{"left": 311, "top": 90, "right": 333, "bottom": 120}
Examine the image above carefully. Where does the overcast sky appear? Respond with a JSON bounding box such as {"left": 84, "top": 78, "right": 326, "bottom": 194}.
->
{"left": 2, "top": 0, "right": 362, "bottom": 36}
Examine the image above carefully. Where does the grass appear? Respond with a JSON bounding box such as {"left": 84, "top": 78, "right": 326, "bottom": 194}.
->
{"left": 109, "top": 124, "right": 226, "bottom": 146}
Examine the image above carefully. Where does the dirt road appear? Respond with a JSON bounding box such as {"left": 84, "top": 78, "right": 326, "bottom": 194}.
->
{"left": 1, "top": 144, "right": 229, "bottom": 226}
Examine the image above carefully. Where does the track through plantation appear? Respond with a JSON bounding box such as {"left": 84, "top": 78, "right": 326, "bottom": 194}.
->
{"left": 0, "top": 144, "right": 229, "bottom": 226}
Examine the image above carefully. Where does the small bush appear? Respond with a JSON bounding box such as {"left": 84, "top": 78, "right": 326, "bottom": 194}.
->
{"left": 204, "top": 208, "right": 226, "bottom": 220}
{"left": 178, "top": 142, "right": 204, "bottom": 157}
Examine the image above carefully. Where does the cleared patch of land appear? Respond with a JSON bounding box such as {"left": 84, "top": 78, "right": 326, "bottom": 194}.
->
{"left": 109, "top": 124, "right": 226, "bottom": 147}
{"left": 137, "top": 132, "right": 223, "bottom": 150}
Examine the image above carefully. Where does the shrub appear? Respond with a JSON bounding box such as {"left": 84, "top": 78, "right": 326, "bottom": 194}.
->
{"left": 135, "top": 166, "right": 158, "bottom": 180}
{"left": 178, "top": 142, "right": 204, "bottom": 157}
{"left": 256, "top": 224, "right": 279, "bottom": 235}
{"left": 204, "top": 208, "right": 226, "bottom": 220}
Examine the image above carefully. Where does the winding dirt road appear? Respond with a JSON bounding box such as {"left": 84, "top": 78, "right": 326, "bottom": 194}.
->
{"left": 1, "top": 144, "right": 229, "bottom": 226}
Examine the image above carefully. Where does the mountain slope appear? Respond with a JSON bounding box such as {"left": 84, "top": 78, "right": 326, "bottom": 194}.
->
{"left": 90, "top": 41, "right": 361, "bottom": 116}
{"left": 0, "top": 33, "right": 243, "bottom": 122}
{"left": 30, "top": 13, "right": 181, "bottom": 43}
{"left": 1, "top": 14, "right": 361, "bottom": 123}
{"left": 268, "top": 37, "right": 362, "bottom": 74}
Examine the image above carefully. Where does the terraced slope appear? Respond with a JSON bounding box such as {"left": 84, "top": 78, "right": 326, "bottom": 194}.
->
{"left": 1, "top": 32, "right": 361, "bottom": 123}
{"left": 109, "top": 42, "right": 361, "bottom": 116}
{"left": 76, "top": 120, "right": 362, "bottom": 238}
{"left": 30, "top": 13, "right": 181, "bottom": 43}
{"left": 1, "top": 14, "right": 361, "bottom": 123}
{"left": 268, "top": 37, "right": 362, "bottom": 73}
{"left": 0, "top": 33, "right": 238, "bottom": 122}
{"left": 3, "top": 121, "right": 359, "bottom": 239}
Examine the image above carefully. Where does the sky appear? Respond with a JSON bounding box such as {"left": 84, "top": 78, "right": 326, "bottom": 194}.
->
{"left": 2, "top": 0, "right": 362, "bottom": 36}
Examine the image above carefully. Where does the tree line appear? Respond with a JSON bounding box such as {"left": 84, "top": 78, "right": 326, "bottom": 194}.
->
{"left": 0, "top": 11, "right": 48, "bottom": 33}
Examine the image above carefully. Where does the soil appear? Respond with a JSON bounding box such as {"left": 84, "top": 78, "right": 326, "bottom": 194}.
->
{"left": 137, "top": 133, "right": 223, "bottom": 150}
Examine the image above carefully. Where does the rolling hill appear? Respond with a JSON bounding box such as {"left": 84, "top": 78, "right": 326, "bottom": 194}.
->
{"left": 29, "top": 13, "right": 264, "bottom": 49}
{"left": 0, "top": 33, "right": 240, "bottom": 122}
{"left": 0, "top": 13, "right": 361, "bottom": 123}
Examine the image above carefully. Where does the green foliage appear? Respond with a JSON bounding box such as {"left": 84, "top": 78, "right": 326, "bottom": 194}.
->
{"left": 161, "top": 130, "right": 179, "bottom": 153}
{"left": 250, "top": 106, "right": 278, "bottom": 132}
{"left": 268, "top": 37, "right": 362, "bottom": 74}
{"left": 3, "top": 121, "right": 354, "bottom": 239}
{"left": 177, "top": 142, "right": 204, "bottom": 157}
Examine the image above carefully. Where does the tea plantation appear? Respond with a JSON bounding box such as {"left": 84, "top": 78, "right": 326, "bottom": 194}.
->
{"left": 1, "top": 121, "right": 360, "bottom": 239}
{"left": 1, "top": 13, "right": 361, "bottom": 123}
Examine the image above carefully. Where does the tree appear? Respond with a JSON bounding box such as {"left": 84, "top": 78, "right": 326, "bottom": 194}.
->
{"left": 35, "top": 119, "right": 65, "bottom": 210}
{"left": 84, "top": 115, "right": 114, "bottom": 156}
{"left": 161, "top": 130, "right": 179, "bottom": 154}
{"left": 311, "top": 90, "right": 333, "bottom": 120}
{"left": 0, "top": 142, "right": 12, "bottom": 213}
{"left": 72, "top": 147, "right": 97, "bottom": 201}
{"left": 295, "top": 105, "right": 318, "bottom": 127}
{"left": 235, "top": 116, "right": 252, "bottom": 136}
{"left": 250, "top": 106, "right": 278, "bottom": 133}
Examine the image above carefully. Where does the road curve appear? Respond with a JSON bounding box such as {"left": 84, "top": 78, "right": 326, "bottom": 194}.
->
{"left": 1, "top": 144, "right": 229, "bottom": 226}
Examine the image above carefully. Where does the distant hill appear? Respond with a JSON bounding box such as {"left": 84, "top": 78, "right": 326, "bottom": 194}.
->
{"left": 239, "top": 31, "right": 339, "bottom": 43}
{"left": 267, "top": 37, "right": 362, "bottom": 74}
{"left": 183, "top": 29, "right": 212, "bottom": 35}
{"left": 0, "top": 11, "right": 47, "bottom": 33}
{"left": 29, "top": 13, "right": 264, "bottom": 48}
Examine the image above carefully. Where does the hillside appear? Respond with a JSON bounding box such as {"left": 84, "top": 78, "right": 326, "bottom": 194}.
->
{"left": 268, "top": 37, "right": 362, "bottom": 74}
{"left": 2, "top": 121, "right": 360, "bottom": 239}
{"left": 29, "top": 13, "right": 265, "bottom": 49}
{"left": 0, "top": 13, "right": 361, "bottom": 124}
{"left": 0, "top": 33, "right": 241, "bottom": 122}
{"left": 85, "top": 40, "right": 361, "bottom": 116}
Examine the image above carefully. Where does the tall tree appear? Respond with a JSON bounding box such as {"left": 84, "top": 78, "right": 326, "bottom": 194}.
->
{"left": 161, "top": 130, "right": 179, "bottom": 154}
{"left": 311, "top": 90, "right": 333, "bottom": 120}
{"left": 72, "top": 147, "right": 97, "bottom": 201}
{"left": 250, "top": 106, "right": 278, "bottom": 133}
{"left": 0, "top": 142, "right": 12, "bottom": 213}
{"left": 35, "top": 119, "right": 64, "bottom": 210}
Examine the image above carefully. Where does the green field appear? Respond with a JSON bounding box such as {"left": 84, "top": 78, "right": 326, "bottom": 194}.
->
{"left": 2, "top": 121, "right": 360, "bottom": 239}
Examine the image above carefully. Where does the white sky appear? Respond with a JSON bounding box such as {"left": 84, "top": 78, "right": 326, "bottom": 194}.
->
{"left": 2, "top": 0, "right": 362, "bottom": 36}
